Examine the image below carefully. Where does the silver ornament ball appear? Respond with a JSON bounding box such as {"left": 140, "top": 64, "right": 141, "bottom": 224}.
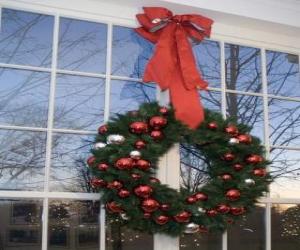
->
{"left": 229, "top": 138, "right": 239, "bottom": 145}
{"left": 93, "top": 142, "right": 107, "bottom": 150}
{"left": 107, "top": 134, "right": 125, "bottom": 145}
{"left": 120, "top": 213, "right": 129, "bottom": 220}
{"left": 184, "top": 223, "right": 199, "bottom": 234}
{"left": 245, "top": 178, "right": 256, "bottom": 185}
{"left": 129, "top": 150, "right": 141, "bottom": 160}
{"left": 198, "top": 207, "right": 205, "bottom": 213}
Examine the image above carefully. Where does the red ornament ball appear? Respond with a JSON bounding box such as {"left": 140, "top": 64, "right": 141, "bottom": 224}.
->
{"left": 150, "top": 130, "right": 164, "bottom": 141}
{"left": 226, "top": 189, "right": 241, "bottom": 201}
{"left": 225, "top": 125, "right": 239, "bottom": 135}
{"left": 144, "top": 212, "right": 152, "bottom": 219}
{"left": 221, "top": 173, "right": 233, "bottom": 181}
{"left": 206, "top": 209, "right": 218, "bottom": 217}
{"left": 115, "top": 158, "right": 134, "bottom": 170}
{"left": 130, "top": 121, "right": 148, "bottom": 134}
{"left": 253, "top": 168, "right": 267, "bottom": 177}
{"left": 142, "top": 199, "right": 160, "bottom": 213}
{"left": 134, "top": 185, "right": 153, "bottom": 198}
{"left": 136, "top": 159, "right": 151, "bottom": 171}
{"left": 216, "top": 204, "right": 231, "bottom": 214}
{"left": 186, "top": 196, "right": 197, "bottom": 204}
{"left": 207, "top": 122, "right": 218, "bottom": 130}
{"left": 131, "top": 173, "right": 141, "bottom": 180}
{"left": 118, "top": 189, "right": 130, "bottom": 198}
{"left": 174, "top": 211, "right": 191, "bottom": 223}
{"left": 199, "top": 225, "right": 209, "bottom": 233}
{"left": 107, "top": 180, "right": 123, "bottom": 190}
{"left": 155, "top": 215, "right": 169, "bottom": 225}
{"left": 149, "top": 177, "right": 160, "bottom": 184}
{"left": 98, "top": 124, "right": 108, "bottom": 134}
{"left": 160, "top": 204, "right": 170, "bottom": 211}
{"left": 90, "top": 178, "right": 106, "bottom": 188}
{"left": 246, "top": 154, "right": 264, "bottom": 164}
{"left": 159, "top": 107, "right": 169, "bottom": 115}
{"left": 233, "top": 163, "right": 244, "bottom": 171}
{"left": 237, "top": 134, "right": 252, "bottom": 144}
{"left": 194, "top": 192, "right": 208, "bottom": 201}
{"left": 230, "top": 206, "right": 246, "bottom": 216}
{"left": 149, "top": 116, "right": 167, "bottom": 130}
{"left": 87, "top": 156, "right": 96, "bottom": 166}
{"left": 97, "top": 163, "right": 109, "bottom": 171}
{"left": 222, "top": 153, "right": 235, "bottom": 161}
{"left": 106, "top": 201, "right": 123, "bottom": 213}
{"left": 135, "top": 140, "right": 146, "bottom": 149}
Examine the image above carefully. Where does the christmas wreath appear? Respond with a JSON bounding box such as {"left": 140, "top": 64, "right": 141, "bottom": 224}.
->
{"left": 87, "top": 102, "right": 270, "bottom": 236}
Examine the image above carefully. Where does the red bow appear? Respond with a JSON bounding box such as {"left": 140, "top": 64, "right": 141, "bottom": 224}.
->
{"left": 136, "top": 7, "right": 213, "bottom": 129}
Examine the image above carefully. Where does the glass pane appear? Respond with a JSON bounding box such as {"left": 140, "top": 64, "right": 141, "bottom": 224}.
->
{"left": 54, "top": 74, "right": 105, "bottom": 130}
{"left": 180, "top": 232, "right": 222, "bottom": 250}
{"left": 272, "top": 204, "right": 300, "bottom": 250}
{"left": 111, "top": 26, "right": 153, "bottom": 78}
{"left": 50, "top": 133, "right": 94, "bottom": 192}
{"left": 267, "top": 51, "right": 300, "bottom": 97}
{"left": 269, "top": 98, "right": 300, "bottom": 147}
{"left": 0, "top": 8, "right": 54, "bottom": 67}
{"left": 49, "top": 200, "right": 100, "bottom": 250}
{"left": 201, "top": 90, "right": 221, "bottom": 112}
{"left": 106, "top": 219, "right": 153, "bottom": 250}
{"left": 58, "top": 17, "right": 107, "bottom": 73}
{"left": 225, "top": 44, "right": 261, "bottom": 93}
{"left": 270, "top": 149, "right": 300, "bottom": 198}
{"left": 193, "top": 39, "right": 221, "bottom": 88}
{"left": 228, "top": 205, "right": 265, "bottom": 250}
{"left": 109, "top": 80, "right": 156, "bottom": 117}
{"left": 0, "top": 130, "right": 46, "bottom": 191}
{"left": 0, "top": 199, "right": 42, "bottom": 250}
{"left": 226, "top": 93, "right": 264, "bottom": 141}
{"left": 0, "top": 68, "right": 50, "bottom": 127}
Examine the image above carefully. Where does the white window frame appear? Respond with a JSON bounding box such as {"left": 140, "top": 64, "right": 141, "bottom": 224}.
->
{"left": 0, "top": 1, "right": 299, "bottom": 250}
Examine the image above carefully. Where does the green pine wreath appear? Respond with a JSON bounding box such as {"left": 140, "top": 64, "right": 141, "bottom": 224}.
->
{"left": 87, "top": 102, "right": 271, "bottom": 236}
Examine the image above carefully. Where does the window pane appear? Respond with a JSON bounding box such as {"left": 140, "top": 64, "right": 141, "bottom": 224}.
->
{"left": 50, "top": 133, "right": 94, "bottom": 192}
{"left": 0, "top": 8, "right": 54, "bottom": 67}
{"left": 109, "top": 80, "right": 156, "bottom": 117}
{"left": 49, "top": 200, "right": 100, "bottom": 250}
{"left": 0, "top": 68, "right": 50, "bottom": 127}
{"left": 225, "top": 44, "right": 261, "bottom": 93}
{"left": 201, "top": 90, "right": 221, "bottom": 112}
{"left": 269, "top": 98, "right": 300, "bottom": 147}
{"left": 111, "top": 26, "right": 153, "bottom": 78}
{"left": 272, "top": 204, "right": 300, "bottom": 250}
{"left": 54, "top": 74, "right": 105, "bottom": 130}
{"left": 180, "top": 232, "right": 222, "bottom": 250}
{"left": 270, "top": 149, "right": 300, "bottom": 198}
{"left": 0, "top": 130, "right": 46, "bottom": 191}
{"left": 228, "top": 205, "right": 265, "bottom": 250}
{"left": 193, "top": 40, "right": 221, "bottom": 88}
{"left": 267, "top": 51, "right": 300, "bottom": 97}
{"left": 106, "top": 219, "right": 153, "bottom": 250}
{"left": 58, "top": 18, "right": 107, "bottom": 73}
{"left": 226, "top": 93, "right": 264, "bottom": 141}
{"left": 0, "top": 199, "right": 42, "bottom": 250}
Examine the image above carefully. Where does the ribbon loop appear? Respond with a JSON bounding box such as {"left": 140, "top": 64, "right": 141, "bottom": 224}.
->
{"left": 135, "top": 7, "right": 213, "bottom": 129}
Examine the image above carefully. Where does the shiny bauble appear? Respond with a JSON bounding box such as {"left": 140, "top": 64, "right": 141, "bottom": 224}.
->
{"left": 186, "top": 196, "right": 197, "bottom": 204}
{"left": 245, "top": 178, "right": 256, "bottom": 185}
{"left": 149, "top": 177, "right": 160, "bottom": 184}
{"left": 141, "top": 199, "right": 160, "bottom": 213}
{"left": 174, "top": 211, "right": 191, "bottom": 223}
{"left": 194, "top": 192, "right": 208, "bottom": 201}
{"left": 115, "top": 158, "right": 134, "bottom": 170}
{"left": 149, "top": 116, "right": 167, "bottom": 130}
{"left": 206, "top": 209, "right": 218, "bottom": 217}
{"left": 106, "top": 201, "right": 123, "bottom": 213}
{"left": 160, "top": 204, "right": 170, "bottom": 211}
{"left": 225, "top": 125, "right": 239, "bottom": 135}
{"left": 230, "top": 206, "right": 245, "bottom": 216}
{"left": 131, "top": 173, "right": 141, "bottom": 180}
{"left": 134, "top": 185, "right": 153, "bottom": 198}
{"left": 107, "top": 180, "right": 123, "bottom": 190}
{"left": 253, "top": 168, "right": 267, "bottom": 177}
{"left": 226, "top": 189, "right": 241, "bottom": 201}
{"left": 155, "top": 215, "right": 169, "bottom": 225}
{"left": 135, "top": 159, "right": 151, "bottom": 171}
{"left": 134, "top": 140, "right": 146, "bottom": 149}
{"left": 90, "top": 178, "right": 106, "bottom": 188}
{"left": 107, "top": 134, "right": 125, "bottom": 145}
{"left": 87, "top": 156, "right": 96, "bottom": 166}
{"left": 98, "top": 125, "right": 108, "bottom": 134}
{"left": 184, "top": 223, "right": 199, "bottom": 234}
{"left": 129, "top": 121, "right": 148, "bottom": 134}
{"left": 118, "top": 189, "right": 130, "bottom": 198}
{"left": 93, "top": 142, "right": 107, "bottom": 150}
{"left": 216, "top": 204, "right": 231, "bottom": 214}
{"left": 233, "top": 163, "right": 243, "bottom": 171}
{"left": 237, "top": 134, "right": 252, "bottom": 144}
{"left": 222, "top": 153, "right": 235, "bottom": 161}
{"left": 150, "top": 130, "right": 164, "bottom": 141}
{"left": 245, "top": 154, "right": 263, "bottom": 164}
{"left": 229, "top": 138, "right": 239, "bottom": 145}
{"left": 120, "top": 213, "right": 129, "bottom": 220}
{"left": 97, "top": 163, "right": 109, "bottom": 171}
{"left": 159, "top": 107, "right": 169, "bottom": 115}
{"left": 221, "top": 173, "right": 233, "bottom": 181}
{"left": 129, "top": 150, "right": 141, "bottom": 160}
{"left": 207, "top": 122, "right": 218, "bottom": 130}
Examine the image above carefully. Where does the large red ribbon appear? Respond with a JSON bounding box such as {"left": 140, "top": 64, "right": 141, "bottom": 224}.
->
{"left": 135, "top": 7, "right": 213, "bottom": 129}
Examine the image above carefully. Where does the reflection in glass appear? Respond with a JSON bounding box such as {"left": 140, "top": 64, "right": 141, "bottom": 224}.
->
{"left": 226, "top": 93, "right": 264, "bottom": 141}
{"left": 269, "top": 98, "right": 300, "bottom": 147}
{"left": 270, "top": 149, "right": 300, "bottom": 198}
{"left": 106, "top": 219, "right": 153, "bottom": 250}
{"left": 272, "top": 204, "right": 300, "bottom": 250}
{"left": 228, "top": 205, "right": 265, "bottom": 250}
{"left": 267, "top": 51, "right": 300, "bottom": 97}
{"left": 0, "top": 130, "right": 46, "bottom": 190}
{"left": 180, "top": 232, "right": 222, "bottom": 250}
{"left": 225, "top": 44, "right": 261, "bottom": 92}
{"left": 48, "top": 200, "right": 100, "bottom": 250}
{"left": 54, "top": 74, "right": 105, "bottom": 130}
{"left": 110, "top": 80, "right": 156, "bottom": 117}
{"left": 193, "top": 39, "right": 221, "bottom": 87}
{"left": 0, "top": 8, "right": 54, "bottom": 67}
{"left": 58, "top": 17, "right": 107, "bottom": 73}
{"left": 0, "top": 199, "right": 42, "bottom": 250}
{"left": 111, "top": 26, "right": 153, "bottom": 78}
{"left": 0, "top": 68, "right": 50, "bottom": 127}
{"left": 50, "top": 133, "right": 94, "bottom": 192}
